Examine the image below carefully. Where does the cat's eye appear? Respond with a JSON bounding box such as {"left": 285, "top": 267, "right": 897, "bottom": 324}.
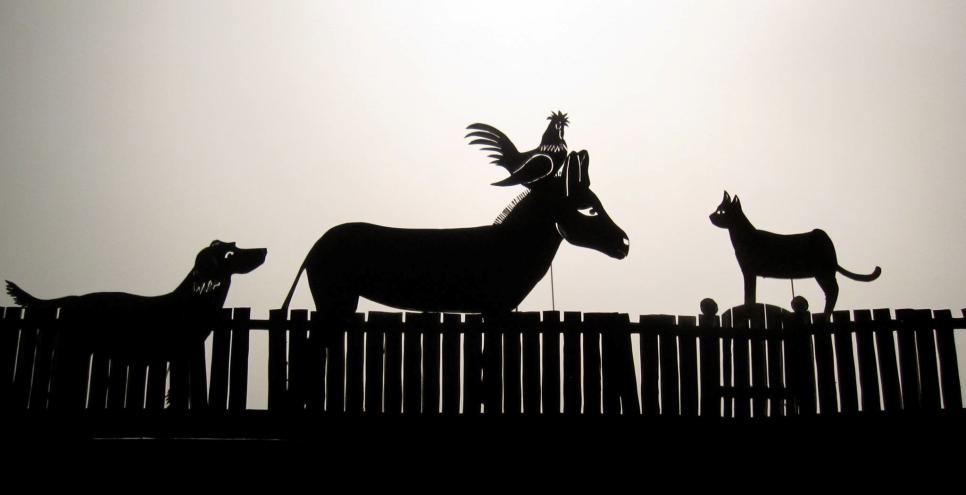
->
{"left": 578, "top": 207, "right": 598, "bottom": 217}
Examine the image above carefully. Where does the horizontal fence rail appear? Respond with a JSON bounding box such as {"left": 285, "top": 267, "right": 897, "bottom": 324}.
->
{"left": 2, "top": 302, "right": 964, "bottom": 419}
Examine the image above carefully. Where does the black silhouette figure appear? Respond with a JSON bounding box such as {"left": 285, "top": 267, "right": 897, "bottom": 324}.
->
{"left": 709, "top": 191, "right": 880, "bottom": 313}
{"left": 282, "top": 149, "right": 629, "bottom": 317}
{"left": 6, "top": 240, "right": 266, "bottom": 360}
{"left": 466, "top": 111, "right": 570, "bottom": 187}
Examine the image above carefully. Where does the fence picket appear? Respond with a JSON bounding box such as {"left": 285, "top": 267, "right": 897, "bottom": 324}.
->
{"left": 698, "top": 305, "right": 721, "bottom": 418}
{"left": 873, "top": 309, "right": 902, "bottom": 413}
{"left": 853, "top": 310, "right": 881, "bottom": 413}
{"left": 936, "top": 310, "right": 962, "bottom": 410}
{"left": 542, "top": 311, "right": 561, "bottom": 416}
{"left": 832, "top": 311, "right": 858, "bottom": 414}
{"left": 442, "top": 313, "right": 461, "bottom": 415}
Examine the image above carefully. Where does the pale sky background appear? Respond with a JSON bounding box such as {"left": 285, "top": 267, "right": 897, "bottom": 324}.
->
{"left": 2, "top": 0, "right": 965, "bottom": 409}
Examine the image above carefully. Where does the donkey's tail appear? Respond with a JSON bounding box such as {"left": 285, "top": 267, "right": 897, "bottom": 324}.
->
{"left": 280, "top": 262, "right": 307, "bottom": 313}
{"left": 837, "top": 265, "right": 882, "bottom": 282}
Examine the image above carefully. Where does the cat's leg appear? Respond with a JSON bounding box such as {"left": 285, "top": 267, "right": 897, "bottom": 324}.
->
{"left": 743, "top": 272, "right": 757, "bottom": 308}
{"left": 816, "top": 274, "right": 838, "bottom": 314}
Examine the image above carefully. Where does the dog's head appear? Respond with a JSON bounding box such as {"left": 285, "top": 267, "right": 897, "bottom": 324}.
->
{"left": 193, "top": 240, "right": 267, "bottom": 280}
{"left": 709, "top": 190, "right": 742, "bottom": 230}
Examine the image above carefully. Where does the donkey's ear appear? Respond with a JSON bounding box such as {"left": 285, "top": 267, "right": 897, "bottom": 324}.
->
{"left": 564, "top": 150, "right": 590, "bottom": 196}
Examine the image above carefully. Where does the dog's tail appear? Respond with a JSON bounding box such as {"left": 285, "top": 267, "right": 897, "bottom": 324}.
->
{"left": 5, "top": 281, "right": 44, "bottom": 307}
{"left": 837, "top": 265, "right": 882, "bottom": 282}
{"left": 280, "top": 262, "right": 307, "bottom": 314}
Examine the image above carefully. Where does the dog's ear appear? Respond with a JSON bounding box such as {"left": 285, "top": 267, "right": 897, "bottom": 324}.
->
{"left": 194, "top": 248, "right": 220, "bottom": 277}
{"left": 733, "top": 195, "right": 741, "bottom": 208}
{"left": 723, "top": 191, "right": 731, "bottom": 203}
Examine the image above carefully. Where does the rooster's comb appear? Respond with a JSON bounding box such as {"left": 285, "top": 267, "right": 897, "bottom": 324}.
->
{"left": 547, "top": 111, "right": 569, "bottom": 126}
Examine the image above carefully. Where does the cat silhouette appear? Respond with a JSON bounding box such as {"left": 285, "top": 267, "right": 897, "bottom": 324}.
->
{"left": 710, "top": 191, "right": 881, "bottom": 313}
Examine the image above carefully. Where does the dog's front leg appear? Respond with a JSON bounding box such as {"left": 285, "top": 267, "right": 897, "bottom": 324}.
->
{"left": 742, "top": 272, "right": 757, "bottom": 308}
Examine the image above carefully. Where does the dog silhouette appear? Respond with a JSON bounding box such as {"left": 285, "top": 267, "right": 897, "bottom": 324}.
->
{"left": 6, "top": 240, "right": 266, "bottom": 362}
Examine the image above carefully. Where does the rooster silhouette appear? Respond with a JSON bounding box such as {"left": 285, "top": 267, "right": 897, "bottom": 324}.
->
{"left": 466, "top": 111, "right": 570, "bottom": 187}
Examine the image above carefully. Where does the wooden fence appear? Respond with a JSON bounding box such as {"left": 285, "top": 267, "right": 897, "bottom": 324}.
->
{"left": 2, "top": 302, "right": 963, "bottom": 418}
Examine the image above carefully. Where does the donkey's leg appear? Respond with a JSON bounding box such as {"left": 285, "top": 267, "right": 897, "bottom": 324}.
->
{"left": 816, "top": 274, "right": 838, "bottom": 314}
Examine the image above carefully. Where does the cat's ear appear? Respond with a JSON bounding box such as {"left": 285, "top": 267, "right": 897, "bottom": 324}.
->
{"left": 723, "top": 191, "right": 731, "bottom": 203}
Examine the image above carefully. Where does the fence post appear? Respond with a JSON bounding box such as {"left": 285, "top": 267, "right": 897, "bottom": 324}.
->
{"left": 894, "top": 309, "right": 921, "bottom": 412}
{"left": 935, "top": 310, "right": 962, "bottom": 410}
{"left": 208, "top": 308, "right": 233, "bottom": 411}
{"left": 638, "top": 314, "right": 661, "bottom": 416}
{"left": 749, "top": 304, "right": 767, "bottom": 418}
{"left": 812, "top": 312, "right": 837, "bottom": 415}
{"left": 403, "top": 313, "right": 423, "bottom": 415}
{"left": 288, "top": 309, "right": 310, "bottom": 410}
{"left": 720, "top": 309, "right": 734, "bottom": 418}
{"left": 503, "top": 313, "right": 522, "bottom": 416}
{"left": 522, "top": 312, "right": 541, "bottom": 416}
{"left": 1, "top": 308, "right": 19, "bottom": 408}
{"left": 383, "top": 312, "right": 404, "bottom": 415}
{"left": 678, "top": 315, "right": 698, "bottom": 418}
{"left": 591, "top": 313, "right": 620, "bottom": 416}
{"left": 422, "top": 312, "right": 441, "bottom": 416}
{"left": 441, "top": 313, "right": 461, "bottom": 416}
{"left": 22, "top": 308, "right": 51, "bottom": 410}
{"left": 542, "top": 311, "right": 561, "bottom": 416}
{"left": 764, "top": 305, "right": 785, "bottom": 417}
{"left": 914, "top": 309, "right": 941, "bottom": 411}
{"left": 699, "top": 299, "right": 721, "bottom": 418}
{"left": 187, "top": 326, "right": 209, "bottom": 411}
{"left": 463, "top": 314, "right": 483, "bottom": 416}
{"left": 88, "top": 351, "right": 110, "bottom": 411}
{"left": 873, "top": 309, "right": 902, "bottom": 413}
{"left": 562, "top": 312, "right": 582, "bottom": 416}
{"left": 345, "top": 313, "right": 366, "bottom": 415}
{"left": 853, "top": 310, "right": 881, "bottom": 413}
{"left": 267, "top": 309, "right": 287, "bottom": 411}
{"left": 228, "top": 308, "right": 251, "bottom": 412}
{"left": 126, "top": 359, "right": 147, "bottom": 411}
{"left": 832, "top": 310, "right": 859, "bottom": 415}
{"left": 783, "top": 306, "right": 815, "bottom": 416}
{"left": 307, "top": 311, "right": 327, "bottom": 410}
{"left": 49, "top": 307, "right": 91, "bottom": 410}
{"left": 732, "top": 306, "right": 750, "bottom": 419}
{"left": 608, "top": 313, "right": 639, "bottom": 416}
{"left": 367, "top": 312, "right": 389, "bottom": 415}
{"left": 582, "top": 313, "right": 602, "bottom": 417}
{"left": 482, "top": 314, "right": 503, "bottom": 416}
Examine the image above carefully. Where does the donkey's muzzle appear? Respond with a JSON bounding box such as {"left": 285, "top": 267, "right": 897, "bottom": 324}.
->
{"left": 606, "top": 233, "right": 630, "bottom": 260}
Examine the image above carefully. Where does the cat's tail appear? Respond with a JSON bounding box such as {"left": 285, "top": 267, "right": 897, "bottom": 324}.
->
{"left": 837, "top": 265, "right": 882, "bottom": 282}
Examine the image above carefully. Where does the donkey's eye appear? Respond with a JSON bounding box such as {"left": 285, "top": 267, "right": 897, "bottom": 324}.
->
{"left": 578, "top": 207, "right": 598, "bottom": 217}
{"left": 224, "top": 251, "right": 235, "bottom": 259}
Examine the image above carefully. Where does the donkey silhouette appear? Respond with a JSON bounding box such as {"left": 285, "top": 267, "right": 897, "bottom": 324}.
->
{"left": 282, "top": 149, "right": 629, "bottom": 319}
{"left": 710, "top": 191, "right": 880, "bottom": 313}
